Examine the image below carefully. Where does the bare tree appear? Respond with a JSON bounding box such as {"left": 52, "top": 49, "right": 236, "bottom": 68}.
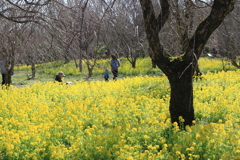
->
{"left": 216, "top": 2, "right": 240, "bottom": 68}
{"left": 0, "top": 0, "right": 57, "bottom": 84}
{"left": 0, "top": 21, "right": 26, "bottom": 85}
{"left": 0, "top": 0, "right": 52, "bottom": 23}
{"left": 140, "top": 0, "right": 235, "bottom": 127}
{"left": 81, "top": 0, "right": 117, "bottom": 78}
{"left": 23, "top": 24, "right": 46, "bottom": 79}
{"left": 111, "top": 0, "right": 146, "bottom": 68}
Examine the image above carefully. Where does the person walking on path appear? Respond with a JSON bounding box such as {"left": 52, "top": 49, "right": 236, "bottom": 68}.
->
{"left": 110, "top": 55, "right": 120, "bottom": 80}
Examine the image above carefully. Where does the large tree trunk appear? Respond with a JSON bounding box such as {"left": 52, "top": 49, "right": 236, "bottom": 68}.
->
{"left": 4, "top": 71, "right": 12, "bottom": 85}
{"left": 140, "top": 0, "right": 235, "bottom": 128}
{"left": 4, "top": 65, "right": 14, "bottom": 86}
{"left": 2, "top": 57, "right": 14, "bottom": 86}
{"left": 168, "top": 65, "right": 194, "bottom": 126}
{"left": 155, "top": 57, "right": 195, "bottom": 126}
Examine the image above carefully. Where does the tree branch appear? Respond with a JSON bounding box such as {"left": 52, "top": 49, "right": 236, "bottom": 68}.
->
{"left": 139, "top": 0, "right": 164, "bottom": 61}
{"left": 0, "top": 13, "right": 34, "bottom": 23}
{"left": 156, "top": 0, "right": 170, "bottom": 32}
{"left": 186, "top": 0, "right": 235, "bottom": 59}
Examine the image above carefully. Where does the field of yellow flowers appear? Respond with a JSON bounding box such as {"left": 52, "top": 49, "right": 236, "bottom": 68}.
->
{"left": 1, "top": 58, "right": 239, "bottom": 159}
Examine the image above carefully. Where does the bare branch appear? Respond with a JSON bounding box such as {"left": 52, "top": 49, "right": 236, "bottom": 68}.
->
{"left": 186, "top": 0, "right": 235, "bottom": 59}
{"left": 156, "top": 0, "right": 170, "bottom": 32}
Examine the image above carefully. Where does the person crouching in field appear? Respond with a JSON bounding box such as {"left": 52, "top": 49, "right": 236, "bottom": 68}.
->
{"left": 104, "top": 69, "right": 109, "bottom": 81}
{"left": 55, "top": 71, "right": 65, "bottom": 83}
{"left": 110, "top": 55, "right": 120, "bottom": 80}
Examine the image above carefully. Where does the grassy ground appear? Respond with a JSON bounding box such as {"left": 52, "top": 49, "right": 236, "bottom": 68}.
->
{"left": 12, "top": 57, "right": 162, "bottom": 85}
{"left": 10, "top": 57, "right": 237, "bottom": 85}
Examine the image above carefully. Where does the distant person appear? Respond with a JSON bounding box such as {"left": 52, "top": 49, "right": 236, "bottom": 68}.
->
{"left": 55, "top": 71, "right": 65, "bottom": 83}
{"left": 104, "top": 68, "right": 109, "bottom": 81}
{"left": 110, "top": 55, "right": 120, "bottom": 80}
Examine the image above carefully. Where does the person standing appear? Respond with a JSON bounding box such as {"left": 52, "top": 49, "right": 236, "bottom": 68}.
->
{"left": 110, "top": 55, "right": 120, "bottom": 80}
{"left": 104, "top": 68, "right": 109, "bottom": 81}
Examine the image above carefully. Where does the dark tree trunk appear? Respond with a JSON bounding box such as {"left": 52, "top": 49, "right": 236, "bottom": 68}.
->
{"left": 79, "top": 59, "right": 83, "bottom": 72}
{"left": 74, "top": 59, "right": 79, "bottom": 68}
{"left": 4, "top": 66, "right": 14, "bottom": 86}
{"left": 127, "top": 56, "right": 138, "bottom": 68}
{"left": 64, "top": 54, "right": 70, "bottom": 64}
{"left": 31, "top": 62, "right": 36, "bottom": 79}
{"left": 87, "top": 69, "right": 93, "bottom": 79}
{"left": 86, "top": 64, "right": 93, "bottom": 79}
{"left": 131, "top": 58, "right": 137, "bottom": 68}
{"left": 140, "top": 0, "right": 235, "bottom": 128}
{"left": 2, "top": 58, "right": 14, "bottom": 86}
{"left": 168, "top": 65, "right": 194, "bottom": 126}
{"left": 27, "top": 53, "right": 36, "bottom": 79}
{"left": 4, "top": 71, "right": 12, "bottom": 85}
{"left": 152, "top": 59, "right": 156, "bottom": 68}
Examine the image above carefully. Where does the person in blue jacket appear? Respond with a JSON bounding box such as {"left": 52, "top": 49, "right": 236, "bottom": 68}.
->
{"left": 110, "top": 55, "right": 120, "bottom": 80}
{"left": 104, "top": 69, "right": 109, "bottom": 81}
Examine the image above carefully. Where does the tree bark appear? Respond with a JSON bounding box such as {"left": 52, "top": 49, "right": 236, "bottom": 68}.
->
{"left": 4, "top": 70, "right": 12, "bottom": 85}
{"left": 64, "top": 54, "right": 70, "bottom": 64}
{"left": 31, "top": 62, "right": 36, "bottom": 79}
{"left": 79, "top": 59, "right": 83, "bottom": 72}
{"left": 3, "top": 64, "right": 14, "bottom": 86}
{"left": 152, "top": 59, "right": 156, "bottom": 68}
{"left": 86, "top": 62, "right": 93, "bottom": 79}
{"left": 3, "top": 54, "right": 15, "bottom": 86}
{"left": 131, "top": 59, "right": 136, "bottom": 68}
{"left": 127, "top": 56, "right": 137, "bottom": 68}
{"left": 78, "top": 0, "right": 88, "bottom": 73}
{"left": 168, "top": 62, "right": 194, "bottom": 126}
{"left": 87, "top": 68, "right": 93, "bottom": 79}
{"left": 229, "top": 53, "right": 239, "bottom": 68}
